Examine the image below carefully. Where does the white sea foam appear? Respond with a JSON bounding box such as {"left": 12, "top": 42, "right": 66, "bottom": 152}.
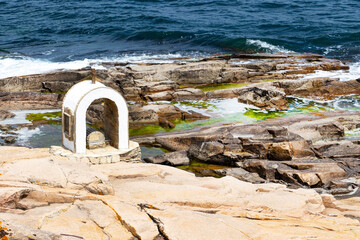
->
{"left": 0, "top": 57, "right": 94, "bottom": 79}
{"left": 16, "top": 127, "right": 43, "bottom": 144}
{"left": 323, "top": 45, "right": 343, "bottom": 55}
{"left": 0, "top": 126, "right": 43, "bottom": 145}
{"left": 171, "top": 98, "right": 258, "bottom": 117}
{"left": 303, "top": 61, "right": 360, "bottom": 81}
{"left": 246, "top": 39, "right": 293, "bottom": 53}
{"left": 0, "top": 53, "right": 197, "bottom": 79}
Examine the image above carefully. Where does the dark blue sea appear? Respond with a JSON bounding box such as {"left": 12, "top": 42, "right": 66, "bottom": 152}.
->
{"left": 1, "top": 0, "right": 360, "bottom": 78}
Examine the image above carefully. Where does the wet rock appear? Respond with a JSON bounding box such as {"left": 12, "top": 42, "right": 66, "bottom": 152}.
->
{"left": 283, "top": 160, "right": 348, "bottom": 186}
{"left": 4, "top": 136, "right": 16, "bottom": 144}
{"left": 144, "top": 150, "right": 190, "bottom": 166}
{"left": 214, "top": 168, "right": 265, "bottom": 183}
{"left": 189, "top": 141, "right": 224, "bottom": 160}
{"left": 129, "top": 105, "right": 159, "bottom": 126}
{"left": 328, "top": 188, "right": 353, "bottom": 195}
{"left": 329, "top": 179, "right": 354, "bottom": 190}
{"left": 188, "top": 141, "right": 237, "bottom": 165}
{"left": 0, "top": 110, "right": 15, "bottom": 121}
{"left": 159, "top": 117, "right": 175, "bottom": 129}
{"left": 241, "top": 158, "right": 349, "bottom": 187}
{"left": 241, "top": 159, "right": 291, "bottom": 181}
{"left": 335, "top": 158, "right": 360, "bottom": 175}
{"left": 182, "top": 110, "right": 210, "bottom": 121}
{"left": 267, "top": 126, "right": 289, "bottom": 138}
{"left": 237, "top": 87, "right": 288, "bottom": 110}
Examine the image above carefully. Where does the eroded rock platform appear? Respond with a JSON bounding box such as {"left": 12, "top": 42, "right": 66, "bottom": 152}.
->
{"left": 0, "top": 146, "right": 360, "bottom": 239}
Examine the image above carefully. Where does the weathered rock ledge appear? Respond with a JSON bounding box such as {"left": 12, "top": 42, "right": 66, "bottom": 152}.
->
{"left": 138, "top": 111, "right": 360, "bottom": 196}
{"left": 0, "top": 53, "right": 353, "bottom": 127}
{"left": 0, "top": 146, "right": 360, "bottom": 239}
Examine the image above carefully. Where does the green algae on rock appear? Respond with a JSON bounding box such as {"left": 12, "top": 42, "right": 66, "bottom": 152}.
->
{"left": 130, "top": 124, "right": 169, "bottom": 136}
{"left": 25, "top": 111, "right": 62, "bottom": 123}
{"left": 243, "top": 109, "right": 285, "bottom": 121}
{"left": 171, "top": 100, "right": 217, "bottom": 109}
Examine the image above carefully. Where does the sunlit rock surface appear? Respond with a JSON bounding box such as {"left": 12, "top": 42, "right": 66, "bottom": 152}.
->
{"left": 0, "top": 146, "right": 360, "bottom": 239}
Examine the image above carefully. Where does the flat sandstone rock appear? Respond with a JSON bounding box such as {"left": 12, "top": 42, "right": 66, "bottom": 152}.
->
{"left": 0, "top": 146, "right": 359, "bottom": 239}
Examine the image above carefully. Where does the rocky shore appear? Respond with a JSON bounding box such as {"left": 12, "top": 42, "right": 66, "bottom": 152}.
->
{"left": 1, "top": 52, "right": 360, "bottom": 239}
{"left": 1, "top": 146, "right": 360, "bottom": 239}
{"left": 0, "top": 52, "right": 354, "bottom": 127}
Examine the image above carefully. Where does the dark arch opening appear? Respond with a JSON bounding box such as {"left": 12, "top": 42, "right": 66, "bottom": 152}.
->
{"left": 86, "top": 98, "right": 119, "bottom": 149}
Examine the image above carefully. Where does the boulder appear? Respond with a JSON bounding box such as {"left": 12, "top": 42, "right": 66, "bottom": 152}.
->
{"left": 241, "top": 158, "right": 349, "bottom": 187}
{"left": 237, "top": 87, "right": 288, "bottom": 110}
{"left": 267, "top": 142, "right": 293, "bottom": 161}
{"left": 241, "top": 159, "right": 291, "bottom": 181}
{"left": 129, "top": 105, "right": 159, "bottom": 126}
{"left": 0, "top": 110, "right": 15, "bottom": 120}
{"left": 144, "top": 150, "right": 190, "bottom": 166}
{"left": 159, "top": 117, "right": 175, "bottom": 129}
{"left": 188, "top": 141, "right": 235, "bottom": 165}
{"left": 4, "top": 136, "right": 16, "bottom": 144}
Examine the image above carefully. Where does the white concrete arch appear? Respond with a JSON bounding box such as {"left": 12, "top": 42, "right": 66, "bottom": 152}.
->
{"left": 62, "top": 80, "right": 129, "bottom": 153}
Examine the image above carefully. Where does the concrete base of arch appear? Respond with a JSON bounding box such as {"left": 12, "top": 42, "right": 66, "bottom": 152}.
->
{"left": 51, "top": 141, "right": 141, "bottom": 164}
